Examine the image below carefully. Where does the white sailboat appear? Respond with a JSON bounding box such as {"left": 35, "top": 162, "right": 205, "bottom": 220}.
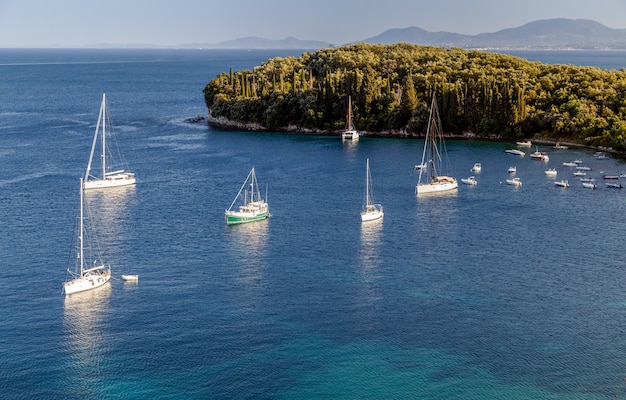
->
{"left": 64, "top": 178, "right": 111, "bottom": 295}
{"left": 225, "top": 167, "right": 270, "bottom": 225}
{"left": 360, "top": 158, "right": 384, "bottom": 222}
{"left": 341, "top": 96, "right": 359, "bottom": 140}
{"left": 415, "top": 94, "right": 458, "bottom": 195}
{"left": 84, "top": 93, "right": 136, "bottom": 190}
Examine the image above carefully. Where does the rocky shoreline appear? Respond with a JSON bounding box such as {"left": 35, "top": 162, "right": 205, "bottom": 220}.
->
{"left": 205, "top": 112, "right": 621, "bottom": 157}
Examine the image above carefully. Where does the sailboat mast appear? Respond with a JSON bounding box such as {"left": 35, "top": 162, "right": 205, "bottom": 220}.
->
{"left": 365, "top": 158, "right": 370, "bottom": 207}
{"left": 101, "top": 94, "right": 107, "bottom": 180}
{"left": 79, "top": 178, "right": 84, "bottom": 275}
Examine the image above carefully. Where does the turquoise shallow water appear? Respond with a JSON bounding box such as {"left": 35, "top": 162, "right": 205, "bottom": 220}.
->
{"left": 1, "top": 49, "right": 626, "bottom": 399}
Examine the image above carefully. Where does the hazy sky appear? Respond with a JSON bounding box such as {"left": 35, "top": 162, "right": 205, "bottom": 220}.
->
{"left": 1, "top": 0, "right": 626, "bottom": 47}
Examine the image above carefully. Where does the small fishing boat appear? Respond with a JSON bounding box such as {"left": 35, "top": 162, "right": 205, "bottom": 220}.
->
{"left": 121, "top": 275, "right": 139, "bottom": 282}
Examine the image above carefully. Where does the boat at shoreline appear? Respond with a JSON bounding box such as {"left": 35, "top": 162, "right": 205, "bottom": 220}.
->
{"left": 84, "top": 93, "right": 136, "bottom": 190}
{"left": 225, "top": 167, "right": 270, "bottom": 225}
{"left": 63, "top": 178, "right": 111, "bottom": 295}
{"left": 361, "top": 158, "right": 384, "bottom": 222}
{"left": 415, "top": 94, "right": 457, "bottom": 195}
{"left": 516, "top": 140, "right": 532, "bottom": 147}
{"left": 341, "top": 96, "right": 359, "bottom": 141}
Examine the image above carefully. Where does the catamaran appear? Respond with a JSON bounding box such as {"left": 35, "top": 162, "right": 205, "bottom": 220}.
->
{"left": 415, "top": 94, "right": 458, "bottom": 195}
{"left": 342, "top": 96, "right": 359, "bottom": 141}
{"left": 361, "top": 158, "right": 384, "bottom": 222}
{"left": 225, "top": 167, "right": 270, "bottom": 225}
{"left": 84, "top": 93, "right": 136, "bottom": 189}
{"left": 63, "top": 178, "right": 111, "bottom": 295}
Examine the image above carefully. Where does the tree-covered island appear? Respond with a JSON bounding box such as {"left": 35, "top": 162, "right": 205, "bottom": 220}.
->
{"left": 203, "top": 43, "right": 626, "bottom": 152}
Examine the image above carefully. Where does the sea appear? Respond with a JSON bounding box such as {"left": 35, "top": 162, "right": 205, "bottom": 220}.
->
{"left": 1, "top": 48, "right": 626, "bottom": 400}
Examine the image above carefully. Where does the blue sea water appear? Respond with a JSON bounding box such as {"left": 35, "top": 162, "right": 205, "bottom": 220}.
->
{"left": 1, "top": 48, "right": 626, "bottom": 399}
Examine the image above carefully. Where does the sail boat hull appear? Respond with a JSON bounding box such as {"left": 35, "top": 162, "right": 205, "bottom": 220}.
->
{"left": 361, "top": 206, "right": 384, "bottom": 222}
{"left": 416, "top": 178, "right": 458, "bottom": 194}
{"left": 83, "top": 172, "right": 136, "bottom": 189}
{"left": 64, "top": 268, "right": 111, "bottom": 295}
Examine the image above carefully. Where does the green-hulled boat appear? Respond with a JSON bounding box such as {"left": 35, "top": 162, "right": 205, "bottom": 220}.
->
{"left": 225, "top": 167, "right": 270, "bottom": 225}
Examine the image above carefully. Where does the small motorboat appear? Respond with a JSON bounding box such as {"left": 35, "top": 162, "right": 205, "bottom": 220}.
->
{"left": 471, "top": 163, "right": 482, "bottom": 173}
{"left": 576, "top": 166, "right": 591, "bottom": 171}
{"left": 553, "top": 142, "right": 568, "bottom": 149}
{"left": 554, "top": 180, "right": 569, "bottom": 188}
{"left": 530, "top": 148, "right": 549, "bottom": 162}
{"left": 545, "top": 168, "right": 557, "bottom": 177}
{"left": 461, "top": 176, "right": 478, "bottom": 185}
{"left": 562, "top": 161, "right": 577, "bottom": 167}
{"left": 582, "top": 182, "right": 597, "bottom": 189}
{"left": 122, "top": 275, "right": 139, "bottom": 282}
{"left": 573, "top": 171, "right": 586, "bottom": 177}
{"left": 606, "top": 182, "right": 623, "bottom": 189}
{"left": 505, "top": 149, "right": 525, "bottom": 156}
{"left": 603, "top": 175, "right": 620, "bottom": 180}
{"left": 507, "top": 166, "right": 517, "bottom": 174}
{"left": 506, "top": 177, "right": 522, "bottom": 186}
{"left": 516, "top": 140, "right": 532, "bottom": 147}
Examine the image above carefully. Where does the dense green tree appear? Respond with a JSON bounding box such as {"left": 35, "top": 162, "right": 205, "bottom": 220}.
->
{"left": 203, "top": 43, "right": 626, "bottom": 151}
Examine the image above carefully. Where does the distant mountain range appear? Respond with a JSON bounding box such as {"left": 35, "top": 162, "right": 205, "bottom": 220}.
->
{"left": 191, "top": 19, "right": 626, "bottom": 50}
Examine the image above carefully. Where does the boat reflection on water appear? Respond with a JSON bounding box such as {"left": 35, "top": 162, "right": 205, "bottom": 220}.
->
{"left": 63, "top": 284, "right": 112, "bottom": 392}
{"left": 359, "top": 218, "right": 383, "bottom": 273}
{"left": 225, "top": 221, "right": 270, "bottom": 299}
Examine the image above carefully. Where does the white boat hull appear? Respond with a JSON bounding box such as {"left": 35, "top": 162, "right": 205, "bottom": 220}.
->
{"left": 122, "top": 274, "right": 139, "bottom": 282}
{"left": 83, "top": 173, "right": 136, "bottom": 189}
{"left": 361, "top": 206, "right": 384, "bottom": 222}
{"left": 342, "top": 130, "right": 359, "bottom": 140}
{"left": 416, "top": 179, "right": 458, "bottom": 194}
{"left": 64, "top": 269, "right": 111, "bottom": 295}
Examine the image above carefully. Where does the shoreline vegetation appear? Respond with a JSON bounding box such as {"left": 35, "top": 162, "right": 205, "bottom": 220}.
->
{"left": 203, "top": 43, "right": 626, "bottom": 155}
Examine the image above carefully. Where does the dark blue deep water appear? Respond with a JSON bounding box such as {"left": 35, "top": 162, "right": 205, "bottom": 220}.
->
{"left": 1, "top": 48, "right": 626, "bottom": 399}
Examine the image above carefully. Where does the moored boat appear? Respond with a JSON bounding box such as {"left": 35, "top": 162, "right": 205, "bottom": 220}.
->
{"left": 83, "top": 94, "right": 136, "bottom": 190}
{"left": 505, "top": 149, "right": 525, "bottom": 156}
{"left": 461, "top": 176, "right": 478, "bottom": 185}
{"left": 225, "top": 167, "right": 270, "bottom": 225}
{"left": 506, "top": 177, "right": 522, "bottom": 186}
{"left": 121, "top": 275, "right": 139, "bottom": 282}
{"left": 507, "top": 166, "right": 517, "bottom": 174}
{"left": 516, "top": 140, "right": 532, "bottom": 147}
{"left": 415, "top": 94, "right": 457, "bottom": 195}
{"left": 545, "top": 168, "right": 557, "bottom": 177}
{"left": 554, "top": 180, "right": 569, "bottom": 188}
{"left": 582, "top": 182, "right": 597, "bottom": 189}
{"left": 63, "top": 178, "right": 111, "bottom": 295}
{"left": 341, "top": 96, "right": 359, "bottom": 141}
{"left": 360, "top": 158, "right": 384, "bottom": 222}
{"left": 606, "top": 182, "right": 623, "bottom": 189}
{"left": 530, "top": 147, "right": 549, "bottom": 162}
{"left": 471, "top": 163, "right": 482, "bottom": 173}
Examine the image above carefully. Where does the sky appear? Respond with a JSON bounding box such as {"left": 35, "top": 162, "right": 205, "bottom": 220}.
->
{"left": 1, "top": 0, "right": 626, "bottom": 47}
